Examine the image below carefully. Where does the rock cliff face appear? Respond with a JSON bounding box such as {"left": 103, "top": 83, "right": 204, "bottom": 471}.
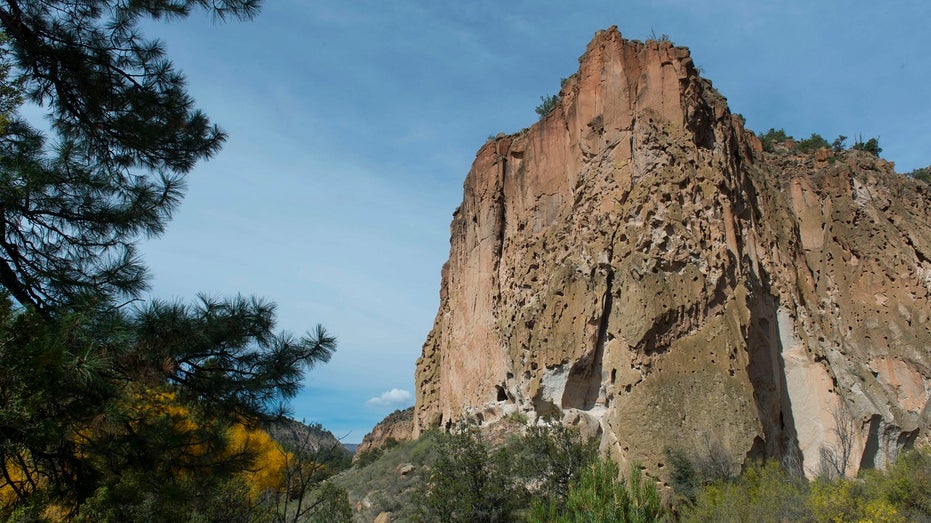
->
{"left": 354, "top": 407, "right": 413, "bottom": 461}
{"left": 414, "top": 26, "right": 931, "bottom": 479}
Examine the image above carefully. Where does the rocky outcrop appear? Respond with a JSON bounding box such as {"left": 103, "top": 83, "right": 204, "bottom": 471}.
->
{"left": 267, "top": 418, "right": 353, "bottom": 463}
{"left": 354, "top": 407, "right": 414, "bottom": 461}
{"left": 414, "top": 26, "right": 931, "bottom": 480}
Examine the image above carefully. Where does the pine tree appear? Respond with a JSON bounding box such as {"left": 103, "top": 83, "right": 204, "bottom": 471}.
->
{"left": 0, "top": 2, "right": 342, "bottom": 518}
{"left": 0, "top": 0, "right": 259, "bottom": 314}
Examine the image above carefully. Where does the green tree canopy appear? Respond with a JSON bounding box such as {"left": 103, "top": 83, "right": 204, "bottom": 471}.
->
{"left": 0, "top": 2, "right": 342, "bottom": 519}
{"left": 797, "top": 133, "right": 830, "bottom": 153}
{"left": 0, "top": 0, "right": 257, "bottom": 315}
{"left": 852, "top": 136, "right": 882, "bottom": 157}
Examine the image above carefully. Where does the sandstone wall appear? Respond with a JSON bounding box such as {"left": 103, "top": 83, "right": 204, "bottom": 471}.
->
{"left": 414, "top": 26, "right": 931, "bottom": 480}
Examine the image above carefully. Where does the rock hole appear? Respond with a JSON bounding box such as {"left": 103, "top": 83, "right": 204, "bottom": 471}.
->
{"left": 496, "top": 385, "right": 508, "bottom": 402}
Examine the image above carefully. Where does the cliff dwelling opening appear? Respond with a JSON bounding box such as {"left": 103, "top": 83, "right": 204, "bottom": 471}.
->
{"left": 496, "top": 384, "right": 508, "bottom": 402}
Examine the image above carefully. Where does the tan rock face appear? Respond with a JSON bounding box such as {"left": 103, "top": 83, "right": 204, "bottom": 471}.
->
{"left": 414, "top": 26, "right": 931, "bottom": 479}
{"left": 354, "top": 407, "right": 413, "bottom": 462}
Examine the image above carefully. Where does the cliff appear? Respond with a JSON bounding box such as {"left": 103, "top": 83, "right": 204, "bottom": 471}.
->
{"left": 354, "top": 407, "right": 414, "bottom": 461}
{"left": 414, "top": 26, "right": 931, "bottom": 479}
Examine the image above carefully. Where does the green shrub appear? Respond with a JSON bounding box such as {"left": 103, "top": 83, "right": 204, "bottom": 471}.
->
{"left": 414, "top": 424, "right": 519, "bottom": 523}
{"left": 832, "top": 134, "right": 848, "bottom": 152}
{"left": 503, "top": 410, "right": 529, "bottom": 425}
{"left": 512, "top": 420, "right": 598, "bottom": 511}
{"left": 665, "top": 447, "right": 700, "bottom": 502}
{"left": 797, "top": 133, "right": 830, "bottom": 153}
{"left": 758, "top": 128, "right": 792, "bottom": 152}
{"left": 528, "top": 460, "right": 664, "bottom": 523}
{"left": 536, "top": 94, "right": 559, "bottom": 118}
{"left": 413, "top": 419, "right": 601, "bottom": 522}
{"left": 684, "top": 460, "right": 810, "bottom": 523}
{"left": 352, "top": 447, "right": 384, "bottom": 468}
{"left": 299, "top": 482, "right": 352, "bottom": 523}
{"left": 853, "top": 135, "right": 882, "bottom": 156}
{"left": 862, "top": 447, "right": 931, "bottom": 521}
{"left": 680, "top": 448, "right": 931, "bottom": 523}
{"left": 908, "top": 166, "right": 931, "bottom": 184}
{"left": 353, "top": 437, "right": 399, "bottom": 468}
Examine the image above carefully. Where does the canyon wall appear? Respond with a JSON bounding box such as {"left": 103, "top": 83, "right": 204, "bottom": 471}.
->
{"left": 414, "top": 26, "right": 931, "bottom": 479}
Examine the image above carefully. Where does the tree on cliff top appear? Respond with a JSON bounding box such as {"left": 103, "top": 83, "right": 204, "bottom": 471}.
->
{"left": 852, "top": 135, "right": 882, "bottom": 157}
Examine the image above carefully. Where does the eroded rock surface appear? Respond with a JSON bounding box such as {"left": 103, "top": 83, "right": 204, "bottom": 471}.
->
{"left": 414, "top": 26, "right": 931, "bottom": 479}
{"left": 354, "top": 407, "right": 414, "bottom": 461}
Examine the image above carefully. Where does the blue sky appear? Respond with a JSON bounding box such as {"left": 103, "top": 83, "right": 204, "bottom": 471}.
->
{"left": 135, "top": 1, "right": 931, "bottom": 443}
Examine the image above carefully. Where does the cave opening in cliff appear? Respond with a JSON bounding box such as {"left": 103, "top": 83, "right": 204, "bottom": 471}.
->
{"left": 496, "top": 384, "right": 508, "bottom": 402}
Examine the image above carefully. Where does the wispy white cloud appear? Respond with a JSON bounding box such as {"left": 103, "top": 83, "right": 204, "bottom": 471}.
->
{"left": 365, "top": 389, "right": 413, "bottom": 409}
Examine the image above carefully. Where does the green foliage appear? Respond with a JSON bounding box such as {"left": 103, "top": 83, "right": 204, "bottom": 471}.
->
{"left": 353, "top": 437, "right": 400, "bottom": 469}
{"left": 135, "top": 296, "right": 336, "bottom": 421}
{"left": 832, "top": 134, "right": 848, "bottom": 152}
{"left": 414, "top": 424, "right": 518, "bottom": 523}
{"left": 0, "top": 1, "right": 344, "bottom": 519}
{"left": 680, "top": 448, "right": 931, "bottom": 523}
{"left": 683, "top": 460, "right": 810, "bottom": 523}
{"left": 665, "top": 448, "right": 699, "bottom": 502}
{"left": 0, "top": 35, "right": 21, "bottom": 135}
{"left": 862, "top": 447, "right": 931, "bottom": 521}
{"left": 504, "top": 410, "right": 530, "bottom": 425}
{"left": 414, "top": 420, "right": 602, "bottom": 522}
{"left": 293, "top": 481, "right": 352, "bottom": 523}
{"left": 664, "top": 437, "right": 741, "bottom": 511}
{"left": 758, "top": 128, "right": 792, "bottom": 152}
{"left": 0, "top": 1, "right": 262, "bottom": 314}
{"left": 333, "top": 431, "right": 442, "bottom": 522}
{"left": 536, "top": 94, "right": 559, "bottom": 118}
{"left": 908, "top": 166, "right": 931, "bottom": 184}
{"left": 73, "top": 475, "right": 267, "bottom": 523}
{"left": 351, "top": 447, "right": 384, "bottom": 469}
{"left": 797, "top": 133, "right": 830, "bottom": 153}
{"left": 529, "top": 460, "right": 664, "bottom": 523}
{"left": 853, "top": 135, "right": 883, "bottom": 156}
{"left": 513, "top": 420, "right": 599, "bottom": 508}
